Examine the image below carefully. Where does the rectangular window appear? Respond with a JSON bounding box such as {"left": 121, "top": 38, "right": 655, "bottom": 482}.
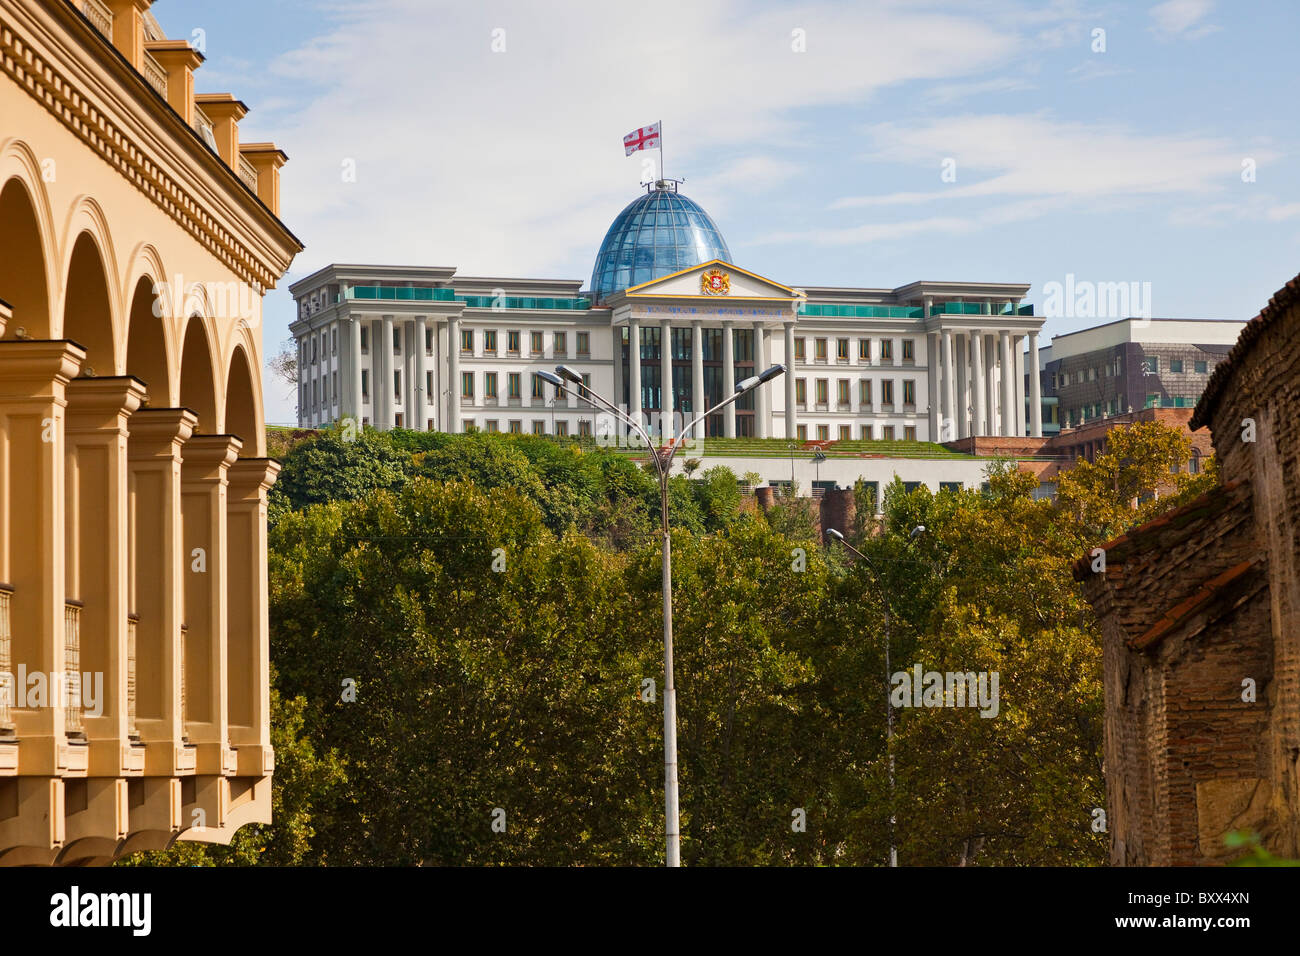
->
{"left": 883, "top": 425, "right": 896, "bottom": 440}
{"left": 1195, "top": 360, "right": 1208, "bottom": 373}
{"left": 426, "top": 371, "right": 434, "bottom": 404}
{"left": 332, "top": 371, "right": 338, "bottom": 402}
{"left": 509, "top": 372, "right": 522, "bottom": 399}
{"left": 531, "top": 373, "right": 545, "bottom": 399}
{"left": 796, "top": 378, "right": 807, "bottom": 405}
{"left": 393, "top": 328, "right": 401, "bottom": 354}
{"left": 555, "top": 420, "right": 569, "bottom": 437}
{"left": 532, "top": 420, "right": 545, "bottom": 435}
{"left": 360, "top": 326, "right": 369, "bottom": 353}
{"left": 461, "top": 329, "right": 473, "bottom": 353}
{"left": 1170, "top": 358, "right": 1184, "bottom": 373}
{"left": 486, "top": 420, "right": 500, "bottom": 433}
{"left": 461, "top": 371, "right": 473, "bottom": 398}
{"left": 902, "top": 339, "right": 915, "bottom": 361}
{"left": 1142, "top": 356, "right": 1158, "bottom": 373}
{"left": 816, "top": 379, "right": 829, "bottom": 404}
{"left": 361, "top": 369, "right": 369, "bottom": 399}
{"left": 859, "top": 339, "right": 870, "bottom": 361}
{"left": 880, "top": 339, "right": 894, "bottom": 361}
{"left": 485, "top": 372, "right": 498, "bottom": 398}
{"left": 837, "top": 379, "right": 850, "bottom": 406}
{"left": 860, "top": 379, "right": 872, "bottom": 406}
{"left": 817, "top": 424, "right": 829, "bottom": 441}
{"left": 577, "top": 331, "right": 590, "bottom": 356}
{"left": 509, "top": 420, "right": 522, "bottom": 434}
{"left": 531, "top": 331, "right": 544, "bottom": 355}
{"left": 331, "top": 328, "right": 337, "bottom": 355}
{"left": 860, "top": 425, "right": 872, "bottom": 440}
{"left": 508, "top": 330, "right": 521, "bottom": 354}
{"left": 881, "top": 380, "right": 894, "bottom": 405}
{"left": 393, "top": 371, "right": 401, "bottom": 401}
{"left": 903, "top": 380, "right": 916, "bottom": 405}
{"left": 554, "top": 332, "right": 567, "bottom": 356}
{"left": 836, "top": 338, "right": 849, "bottom": 361}
{"left": 426, "top": 327, "right": 434, "bottom": 354}
{"left": 796, "top": 424, "right": 807, "bottom": 441}
{"left": 794, "top": 338, "right": 806, "bottom": 362}
{"left": 815, "top": 338, "right": 828, "bottom": 362}
{"left": 579, "top": 419, "right": 593, "bottom": 437}
{"left": 484, "top": 330, "right": 498, "bottom": 353}
{"left": 838, "top": 425, "right": 851, "bottom": 441}
{"left": 904, "top": 425, "right": 917, "bottom": 441}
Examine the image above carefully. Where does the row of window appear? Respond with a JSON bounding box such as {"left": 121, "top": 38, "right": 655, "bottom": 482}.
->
{"left": 459, "top": 328, "right": 590, "bottom": 359}
{"left": 459, "top": 370, "right": 590, "bottom": 401}
{"left": 1143, "top": 356, "right": 1212, "bottom": 375}
{"left": 1053, "top": 355, "right": 1214, "bottom": 388}
{"left": 792, "top": 336, "right": 916, "bottom": 364}
{"left": 795, "top": 424, "right": 919, "bottom": 441}
{"left": 795, "top": 377, "right": 917, "bottom": 408}
{"left": 468, "top": 419, "right": 594, "bottom": 437}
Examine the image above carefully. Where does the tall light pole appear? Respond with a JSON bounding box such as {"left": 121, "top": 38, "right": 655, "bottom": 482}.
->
{"left": 826, "top": 524, "right": 925, "bottom": 868}
{"left": 542, "top": 360, "right": 785, "bottom": 867}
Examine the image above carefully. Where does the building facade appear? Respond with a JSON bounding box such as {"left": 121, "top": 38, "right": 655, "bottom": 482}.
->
{"left": 1035, "top": 318, "right": 1244, "bottom": 434}
{"left": 291, "top": 182, "right": 1046, "bottom": 446}
{"left": 0, "top": 0, "right": 298, "bottom": 863}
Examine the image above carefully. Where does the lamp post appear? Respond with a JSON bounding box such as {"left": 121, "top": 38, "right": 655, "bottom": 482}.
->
{"left": 542, "top": 360, "right": 786, "bottom": 867}
{"left": 825, "top": 523, "right": 925, "bottom": 868}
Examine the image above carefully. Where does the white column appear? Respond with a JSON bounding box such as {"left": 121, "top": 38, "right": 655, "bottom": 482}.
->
{"left": 926, "top": 331, "right": 939, "bottom": 440}
{"left": 1028, "top": 330, "right": 1042, "bottom": 438}
{"left": 611, "top": 325, "right": 623, "bottom": 430}
{"left": 722, "top": 320, "right": 736, "bottom": 438}
{"left": 691, "top": 320, "right": 705, "bottom": 439}
{"left": 753, "top": 321, "right": 768, "bottom": 439}
{"left": 447, "top": 315, "right": 460, "bottom": 434}
{"left": 955, "top": 332, "right": 969, "bottom": 439}
{"left": 941, "top": 329, "right": 956, "bottom": 442}
{"left": 380, "top": 314, "right": 394, "bottom": 430}
{"left": 1014, "top": 335, "right": 1026, "bottom": 436}
{"left": 349, "top": 317, "right": 362, "bottom": 424}
{"left": 985, "top": 333, "right": 998, "bottom": 437}
{"left": 971, "top": 330, "right": 986, "bottom": 437}
{"left": 660, "top": 319, "right": 674, "bottom": 440}
{"left": 784, "top": 320, "right": 797, "bottom": 439}
{"left": 415, "top": 315, "right": 428, "bottom": 431}
{"left": 629, "top": 318, "right": 642, "bottom": 442}
{"left": 401, "top": 321, "right": 414, "bottom": 429}
{"left": 999, "top": 329, "right": 1013, "bottom": 438}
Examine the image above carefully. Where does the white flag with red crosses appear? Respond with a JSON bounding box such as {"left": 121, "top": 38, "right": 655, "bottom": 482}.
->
{"left": 623, "top": 122, "right": 661, "bottom": 155}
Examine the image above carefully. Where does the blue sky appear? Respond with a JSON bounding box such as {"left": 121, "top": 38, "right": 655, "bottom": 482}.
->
{"left": 152, "top": 0, "right": 1300, "bottom": 424}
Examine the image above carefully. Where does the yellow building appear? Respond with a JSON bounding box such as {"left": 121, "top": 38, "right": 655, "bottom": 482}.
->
{"left": 0, "top": 0, "right": 299, "bottom": 864}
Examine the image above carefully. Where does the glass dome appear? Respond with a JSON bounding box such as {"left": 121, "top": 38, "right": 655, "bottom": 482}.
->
{"left": 590, "top": 184, "right": 731, "bottom": 302}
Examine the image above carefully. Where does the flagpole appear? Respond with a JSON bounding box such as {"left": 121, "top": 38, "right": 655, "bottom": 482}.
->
{"left": 659, "top": 119, "right": 664, "bottom": 183}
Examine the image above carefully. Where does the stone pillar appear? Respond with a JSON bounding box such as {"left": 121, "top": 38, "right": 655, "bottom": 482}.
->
{"left": 180, "top": 434, "right": 242, "bottom": 834}
{"left": 1014, "top": 335, "right": 1026, "bottom": 437}
{"left": 941, "top": 329, "right": 956, "bottom": 442}
{"left": 349, "top": 317, "right": 362, "bottom": 425}
{"left": 927, "top": 332, "right": 939, "bottom": 440}
{"left": 955, "top": 332, "right": 969, "bottom": 439}
{"left": 691, "top": 320, "right": 705, "bottom": 439}
{"left": 985, "top": 333, "right": 998, "bottom": 437}
{"left": 784, "top": 320, "right": 797, "bottom": 439}
{"left": 999, "top": 330, "right": 1014, "bottom": 438}
{"left": 380, "top": 314, "right": 394, "bottom": 430}
{"left": 226, "top": 458, "right": 279, "bottom": 779}
{"left": 753, "top": 321, "right": 768, "bottom": 439}
{"left": 660, "top": 319, "right": 674, "bottom": 440}
{"left": 628, "top": 318, "right": 642, "bottom": 443}
{"left": 65, "top": 376, "right": 146, "bottom": 781}
{"left": 722, "top": 320, "right": 736, "bottom": 438}
{"left": 972, "top": 330, "right": 986, "bottom": 437}
{"left": 415, "top": 315, "right": 428, "bottom": 431}
{"left": 446, "top": 315, "right": 460, "bottom": 434}
{"left": 127, "top": 408, "right": 197, "bottom": 806}
{"left": 611, "top": 326, "right": 623, "bottom": 433}
{"left": 1029, "top": 330, "right": 1042, "bottom": 438}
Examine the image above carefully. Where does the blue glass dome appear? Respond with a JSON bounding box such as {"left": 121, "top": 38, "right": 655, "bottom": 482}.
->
{"left": 590, "top": 185, "right": 731, "bottom": 302}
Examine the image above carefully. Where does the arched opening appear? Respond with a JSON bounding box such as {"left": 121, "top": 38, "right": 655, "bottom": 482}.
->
{"left": 179, "top": 316, "right": 218, "bottom": 432}
{"left": 0, "top": 178, "right": 52, "bottom": 338}
{"left": 125, "top": 276, "right": 171, "bottom": 406}
{"left": 62, "top": 232, "right": 116, "bottom": 376}
{"left": 225, "top": 344, "right": 259, "bottom": 452}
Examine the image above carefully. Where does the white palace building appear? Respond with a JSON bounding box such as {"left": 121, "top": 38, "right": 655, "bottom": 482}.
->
{"left": 289, "top": 180, "right": 1045, "bottom": 445}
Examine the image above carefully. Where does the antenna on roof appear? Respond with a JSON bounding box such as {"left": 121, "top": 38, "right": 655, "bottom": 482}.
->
{"left": 640, "top": 177, "right": 685, "bottom": 193}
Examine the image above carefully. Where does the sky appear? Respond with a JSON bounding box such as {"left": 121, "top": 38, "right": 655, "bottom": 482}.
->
{"left": 151, "top": 0, "right": 1300, "bottom": 425}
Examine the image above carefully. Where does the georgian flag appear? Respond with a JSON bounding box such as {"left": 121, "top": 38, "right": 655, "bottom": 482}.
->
{"left": 623, "top": 122, "right": 661, "bottom": 155}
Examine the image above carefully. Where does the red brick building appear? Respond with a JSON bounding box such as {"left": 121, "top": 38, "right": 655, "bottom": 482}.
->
{"left": 1075, "top": 274, "right": 1300, "bottom": 865}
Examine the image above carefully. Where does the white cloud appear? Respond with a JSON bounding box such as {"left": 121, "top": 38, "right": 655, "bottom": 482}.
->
{"left": 1149, "top": 0, "right": 1219, "bottom": 40}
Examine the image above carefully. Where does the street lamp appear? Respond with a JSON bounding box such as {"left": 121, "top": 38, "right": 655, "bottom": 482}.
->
{"left": 826, "top": 523, "right": 925, "bottom": 868}
{"left": 543, "top": 361, "right": 786, "bottom": 866}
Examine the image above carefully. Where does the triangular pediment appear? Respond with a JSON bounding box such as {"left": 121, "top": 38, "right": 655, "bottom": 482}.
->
{"left": 623, "top": 260, "right": 796, "bottom": 301}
